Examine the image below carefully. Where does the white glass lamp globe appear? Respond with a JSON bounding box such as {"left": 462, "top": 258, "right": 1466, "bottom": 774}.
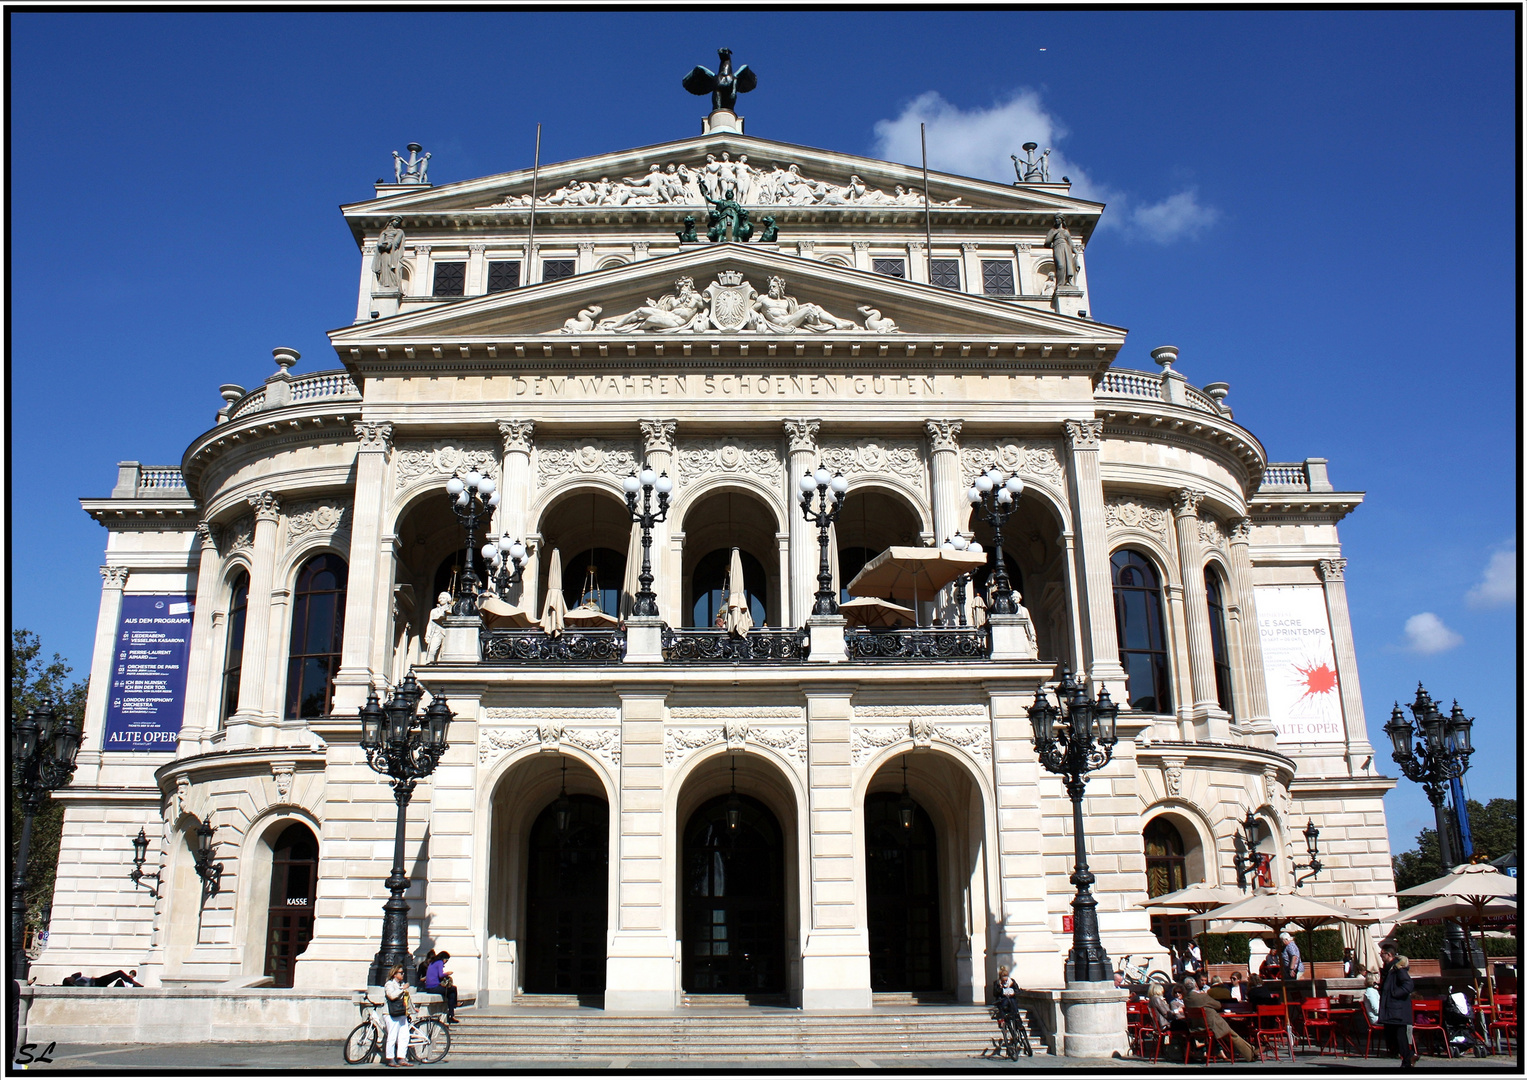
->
{"left": 655, "top": 473, "right": 673, "bottom": 495}
{"left": 986, "top": 468, "right": 1003, "bottom": 484}
{"left": 997, "top": 488, "right": 1013, "bottom": 505}
{"left": 446, "top": 477, "right": 465, "bottom": 495}
{"left": 623, "top": 474, "right": 640, "bottom": 494}
{"left": 967, "top": 486, "right": 981, "bottom": 503}
{"left": 813, "top": 468, "right": 831, "bottom": 488}
{"left": 456, "top": 492, "right": 470, "bottom": 508}
{"left": 639, "top": 467, "right": 656, "bottom": 488}
{"left": 481, "top": 543, "right": 497, "bottom": 561}
{"left": 465, "top": 470, "right": 482, "bottom": 489}
{"left": 951, "top": 535, "right": 968, "bottom": 550}
{"left": 509, "top": 541, "right": 526, "bottom": 561}
{"left": 488, "top": 491, "right": 501, "bottom": 507}
{"left": 830, "top": 473, "right": 848, "bottom": 495}
{"left": 1005, "top": 476, "right": 1024, "bottom": 495}
{"left": 969, "top": 541, "right": 983, "bottom": 554}
{"left": 975, "top": 474, "right": 993, "bottom": 493}
{"left": 478, "top": 477, "right": 496, "bottom": 495}
{"left": 799, "top": 474, "right": 816, "bottom": 494}
{"left": 498, "top": 535, "right": 515, "bottom": 552}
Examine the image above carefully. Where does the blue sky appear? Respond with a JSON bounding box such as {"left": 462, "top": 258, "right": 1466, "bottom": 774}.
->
{"left": 9, "top": 11, "right": 1518, "bottom": 857}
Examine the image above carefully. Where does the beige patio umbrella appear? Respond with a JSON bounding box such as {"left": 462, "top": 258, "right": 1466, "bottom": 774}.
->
{"left": 478, "top": 594, "right": 535, "bottom": 630}
{"left": 565, "top": 604, "right": 620, "bottom": 629}
{"left": 539, "top": 547, "right": 567, "bottom": 637}
{"left": 619, "top": 521, "right": 642, "bottom": 620}
{"left": 838, "top": 596, "right": 916, "bottom": 629}
{"left": 1396, "top": 862, "right": 1519, "bottom": 1006}
{"left": 723, "top": 548, "right": 753, "bottom": 637}
{"left": 846, "top": 547, "right": 987, "bottom": 625}
{"left": 1137, "top": 882, "right": 1246, "bottom": 915}
{"left": 1205, "top": 889, "right": 1376, "bottom": 979}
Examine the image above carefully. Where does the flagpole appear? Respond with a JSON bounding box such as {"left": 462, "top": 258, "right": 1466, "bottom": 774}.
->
{"left": 526, "top": 123, "right": 542, "bottom": 284}
{"left": 920, "top": 123, "right": 933, "bottom": 282}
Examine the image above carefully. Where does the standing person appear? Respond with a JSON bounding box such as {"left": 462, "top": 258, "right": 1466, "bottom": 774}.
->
{"left": 1377, "top": 944, "right": 1417, "bottom": 1068}
{"left": 1186, "top": 938, "right": 1205, "bottom": 977}
{"left": 1278, "top": 932, "right": 1304, "bottom": 980}
{"left": 1182, "top": 975, "right": 1258, "bottom": 1061}
{"left": 425, "top": 950, "right": 459, "bottom": 1024}
{"left": 383, "top": 965, "right": 412, "bottom": 1067}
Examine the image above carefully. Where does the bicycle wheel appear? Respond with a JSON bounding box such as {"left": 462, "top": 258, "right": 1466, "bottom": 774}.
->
{"left": 343, "top": 1021, "right": 377, "bottom": 1065}
{"left": 1012, "top": 1016, "right": 1033, "bottom": 1057}
{"left": 1147, "top": 971, "right": 1172, "bottom": 987}
{"left": 409, "top": 1017, "right": 451, "bottom": 1064}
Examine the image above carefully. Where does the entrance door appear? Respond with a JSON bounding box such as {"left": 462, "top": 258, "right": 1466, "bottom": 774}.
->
{"left": 682, "top": 793, "right": 785, "bottom": 994}
{"left": 524, "top": 794, "right": 608, "bottom": 993}
{"left": 264, "top": 822, "right": 318, "bottom": 987}
{"left": 865, "top": 792, "right": 943, "bottom": 991}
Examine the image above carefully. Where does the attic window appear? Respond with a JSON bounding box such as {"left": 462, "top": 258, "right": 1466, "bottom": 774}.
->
{"left": 487, "top": 260, "right": 521, "bottom": 292}
{"left": 981, "top": 260, "right": 1015, "bottom": 296}
{"left": 930, "top": 259, "right": 961, "bottom": 290}
{"left": 872, "top": 258, "right": 906, "bottom": 279}
{"left": 432, "top": 262, "right": 466, "bottom": 297}
{"left": 541, "top": 259, "right": 576, "bottom": 283}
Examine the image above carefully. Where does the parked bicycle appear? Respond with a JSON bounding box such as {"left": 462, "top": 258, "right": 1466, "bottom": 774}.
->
{"left": 1116, "top": 953, "right": 1172, "bottom": 989}
{"left": 984, "top": 1002, "right": 1033, "bottom": 1059}
{"left": 344, "top": 994, "right": 451, "bottom": 1065}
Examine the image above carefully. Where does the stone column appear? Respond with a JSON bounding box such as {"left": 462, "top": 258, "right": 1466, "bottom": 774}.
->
{"left": 961, "top": 242, "right": 982, "bottom": 295}
{"left": 466, "top": 244, "right": 486, "bottom": 295}
{"left": 76, "top": 566, "right": 131, "bottom": 777}
{"left": 796, "top": 240, "right": 816, "bottom": 261}
{"left": 1227, "top": 519, "right": 1272, "bottom": 727}
{"left": 576, "top": 241, "right": 595, "bottom": 275}
{"left": 631, "top": 240, "right": 650, "bottom": 262}
{"left": 906, "top": 240, "right": 926, "bottom": 284}
{"left": 784, "top": 419, "right": 821, "bottom": 628}
{"left": 1171, "top": 489, "right": 1223, "bottom": 730}
{"left": 497, "top": 420, "right": 535, "bottom": 608}
{"left": 639, "top": 419, "right": 677, "bottom": 622}
{"left": 800, "top": 684, "right": 871, "bottom": 1009}
{"left": 332, "top": 423, "right": 393, "bottom": 714}
{"left": 605, "top": 685, "right": 675, "bottom": 1011}
{"left": 851, "top": 240, "right": 869, "bottom": 272}
{"left": 1014, "top": 243, "right": 1034, "bottom": 295}
{"left": 357, "top": 241, "right": 378, "bottom": 322}
{"left": 926, "top": 419, "right": 964, "bottom": 618}
{"left": 230, "top": 491, "right": 281, "bottom": 733}
{"left": 177, "top": 522, "right": 224, "bottom": 754}
{"left": 1062, "top": 421, "right": 1127, "bottom": 700}
{"left": 1318, "top": 558, "right": 1375, "bottom": 770}
{"left": 411, "top": 244, "right": 431, "bottom": 297}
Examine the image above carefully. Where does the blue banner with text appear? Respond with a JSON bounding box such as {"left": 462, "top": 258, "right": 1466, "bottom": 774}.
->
{"left": 102, "top": 594, "right": 193, "bottom": 752}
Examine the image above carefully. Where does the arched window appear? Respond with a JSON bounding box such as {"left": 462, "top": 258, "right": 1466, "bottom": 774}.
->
{"left": 1112, "top": 550, "right": 1171, "bottom": 713}
{"left": 838, "top": 545, "right": 878, "bottom": 604}
{"left": 1144, "top": 818, "right": 1190, "bottom": 952}
{"left": 564, "top": 547, "right": 626, "bottom": 616}
{"left": 1205, "top": 567, "right": 1235, "bottom": 714}
{"left": 219, "top": 569, "right": 249, "bottom": 729}
{"left": 285, "top": 554, "right": 347, "bottom": 720}
{"left": 690, "top": 548, "right": 766, "bottom": 628}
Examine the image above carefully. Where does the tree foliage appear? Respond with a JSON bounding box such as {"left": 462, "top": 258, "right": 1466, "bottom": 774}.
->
{"left": 1392, "top": 798, "right": 1518, "bottom": 902}
{"left": 9, "top": 629, "right": 90, "bottom": 929}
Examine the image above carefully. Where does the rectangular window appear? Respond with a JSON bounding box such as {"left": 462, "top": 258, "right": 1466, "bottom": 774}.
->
{"left": 541, "top": 259, "right": 576, "bottom": 283}
{"left": 431, "top": 261, "right": 466, "bottom": 297}
{"left": 487, "top": 260, "right": 521, "bottom": 292}
{"left": 929, "top": 258, "right": 961, "bottom": 290}
{"left": 981, "top": 260, "right": 1015, "bottom": 296}
{"left": 871, "top": 258, "right": 905, "bottom": 279}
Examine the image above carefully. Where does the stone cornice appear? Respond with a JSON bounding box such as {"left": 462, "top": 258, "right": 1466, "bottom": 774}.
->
{"left": 156, "top": 744, "right": 328, "bottom": 792}
{"left": 180, "top": 401, "right": 362, "bottom": 505}
{"left": 1136, "top": 739, "right": 1297, "bottom": 782}
{"left": 1248, "top": 491, "right": 1364, "bottom": 524}
{"left": 1287, "top": 774, "right": 1398, "bottom": 797}
{"left": 80, "top": 497, "right": 198, "bottom": 528}
{"left": 1096, "top": 408, "right": 1266, "bottom": 483}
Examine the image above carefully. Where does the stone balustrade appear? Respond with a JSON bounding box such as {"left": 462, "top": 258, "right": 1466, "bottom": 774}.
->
{"left": 1096, "top": 367, "right": 1226, "bottom": 417}
{"left": 225, "top": 370, "right": 359, "bottom": 421}
{"left": 1258, "top": 458, "right": 1334, "bottom": 493}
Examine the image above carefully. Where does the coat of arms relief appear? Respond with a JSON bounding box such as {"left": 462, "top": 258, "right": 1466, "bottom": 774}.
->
{"left": 557, "top": 273, "right": 896, "bottom": 336}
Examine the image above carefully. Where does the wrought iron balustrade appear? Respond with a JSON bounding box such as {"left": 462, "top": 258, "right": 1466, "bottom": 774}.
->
{"left": 844, "top": 626, "right": 991, "bottom": 661}
{"left": 661, "top": 626, "right": 810, "bottom": 663}
{"left": 480, "top": 627, "right": 626, "bottom": 664}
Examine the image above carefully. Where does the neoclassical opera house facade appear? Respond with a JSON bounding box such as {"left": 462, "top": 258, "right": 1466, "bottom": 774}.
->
{"left": 50, "top": 103, "right": 1396, "bottom": 1008}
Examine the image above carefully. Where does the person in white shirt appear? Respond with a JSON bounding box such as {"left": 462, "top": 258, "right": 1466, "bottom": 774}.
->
{"left": 383, "top": 965, "right": 412, "bottom": 1067}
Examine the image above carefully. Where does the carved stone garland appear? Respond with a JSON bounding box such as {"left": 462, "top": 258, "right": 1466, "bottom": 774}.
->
{"left": 557, "top": 273, "right": 894, "bottom": 336}
{"left": 478, "top": 706, "right": 622, "bottom": 769}
{"left": 959, "top": 441, "right": 1066, "bottom": 487}
{"left": 850, "top": 705, "right": 992, "bottom": 766}
{"left": 394, "top": 442, "right": 501, "bottom": 492}
{"left": 223, "top": 515, "right": 255, "bottom": 555}
{"left": 284, "top": 500, "right": 353, "bottom": 550}
{"left": 818, "top": 440, "right": 926, "bottom": 496}
{"left": 676, "top": 439, "right": 781, "bottom": 486}
{"left": 535, "top": 439, "right": 640, "bottom": 487}
{"left": 665, "top": 706, "right": 807, "bottom": 766}
{"left": 1104, "top": 497, "right": 1171, "bottom": 538}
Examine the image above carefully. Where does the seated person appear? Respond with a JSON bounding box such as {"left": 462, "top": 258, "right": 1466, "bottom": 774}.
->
{"left": 1227, "top": 970, "right": 1247, "bottom": 1002}
{"left": 425, "top": 950, "right": 460, "bottom": 1024}
{"left": 1246, "top": 973, "right": 1282, "bottom": 1007}
{"left": 1361, "top": 972, "right": 1381, "bottom": 1025}
{"left": 1182, "top": 975, "right": 1258, "bottom": 1061}
{"left": 1207, "top": 982, "right": 1234, "bottom": 1002}
{"left": 1147, "top": 982, "right": 1186, "bottom": 1034}
{"left": 1258, "top": 939, "right": 1283, "bottom": 980}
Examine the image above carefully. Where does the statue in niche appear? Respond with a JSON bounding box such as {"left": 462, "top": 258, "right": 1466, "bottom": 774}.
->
{"left": 423, "top": 591, "right": 452, "bottom": 664}
{"left": 753, "top": 276, "right": 859, "bottom": 332}
{"left": 677, "top": 215, "right": 699, "bottom": 243}
{"left": 595, "top": 277, "right": 709, "bottom": 333}
{"left": 682, "top": 47, "right": 757, "bottom": 112}
{"left": 372, "top": 217, "right": 406, "bottom": 292}
{"left": 392, "top": 143, "right": 430, "bottom": 185}
{"left": 704, "top": 188, "right": 753, "bottom": 242}
{"left": 1045, "top": 214, "right": 1080, "bottom": 288}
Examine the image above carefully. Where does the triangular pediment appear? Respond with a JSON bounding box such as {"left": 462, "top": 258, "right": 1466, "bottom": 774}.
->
{"left": 329, "top": 245, "right": 1126, "bottom": 351}
{"left": 342, "top": 131, "right": 1104, "bottom": 240}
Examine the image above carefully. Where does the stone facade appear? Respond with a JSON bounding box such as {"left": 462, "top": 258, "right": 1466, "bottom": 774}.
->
{"left": 50, "top": 112, "right": 1394, "bottom": 1012}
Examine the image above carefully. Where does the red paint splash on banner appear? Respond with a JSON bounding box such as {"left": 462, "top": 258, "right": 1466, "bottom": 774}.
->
{"left": 1293, "top": 660, "right": 1338, "bottom": 700}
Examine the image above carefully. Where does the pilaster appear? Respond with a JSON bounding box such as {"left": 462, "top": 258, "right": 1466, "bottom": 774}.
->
{"left": 178, "top": 523, "right": 223, "bottom": 754}
{"left": 926, "top": 419, "right": 964, "bottom": 622}
{"left": 960, "top": 242, "right": 981, "bottom": 296}
{"left": 466, "top": 244, "right": 487, "bottom": 295}
{"left": 639, "top": 419, "right": 677, "bottom": 622}
{"left": 333, "top": 423, "right": 394, "bottom": 714}
{"left": 1172, "top": 488, "right": 1228, "bottom": 738}
{"left": 1317, "top": 558, "right": 1375, "bottom": 774}
{"left": 1227, "top": 519, "right": 1272, "bottom": 729}
{"left": 784, "top": 419, "right": 821, "bottom": 628}
{"left": 228, "top": 492, "right": 281, "bottom": 740}
{"left": 1062, "top": 421, "right": 1126, "bottom": 701}
{"left": 497, "top": 420, "right": 535, "bottom": 608}
{"left": 76, "top": 565, "right": 132, "bottom": 781}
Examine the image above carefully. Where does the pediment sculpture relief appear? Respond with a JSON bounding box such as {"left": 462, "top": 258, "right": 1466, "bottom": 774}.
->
{"left": 557, "top": 273, "right": 898, "bottom": 335}
{"left": 483, "top": 153, "right": 964, "bottom": 210}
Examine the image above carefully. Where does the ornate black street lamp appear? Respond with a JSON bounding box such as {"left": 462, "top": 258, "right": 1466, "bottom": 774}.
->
{"left": 359, "top": 672, "right": 453, "bottom": 985}
{"left": 1292, "top": 820, "right": 1323, "bottom": 886}
{"left": 941, "top": 535, "right": 983, "bottom": 626}
{"left": 799, "top": 467, "right": 848, "bottom": 616}
{"left": 1384, "top": 684, "right": 1478, "bottom": 967}
{"left": 481, "top": 535, "right": 529, "bottom": 597}
{"left": 446, "top": 468, "right": 500, "bottom": 615}
{"left": 129, "top": 828, "right": 161, "bottom": 898}
{"left": 10, "top": 700, "right": 82, "bottom": 980}
{"left": 966, "top": 469, "right": 1023, "bottom": 614}
{"left": 1028, "top": 668, "right": 1119, "bottom": 983}
{"left": 622, "top": 465, "right": 673, "bottom": 618}
{"left": 192, "top": 820, "right": 224, "bottom": 898}
{"left": 1233, "top": 809, "right": 1265, "bottom": 892}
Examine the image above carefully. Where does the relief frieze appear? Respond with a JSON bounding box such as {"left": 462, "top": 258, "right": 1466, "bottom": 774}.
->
{"left": 959, "top": 442, "right": 1065, "bottom": 486}
{"left": 394, "top": 442, "right": 501, "bottom": 492}
{"left": 676, "top": 439, "right": 780, "bottom": 485}
{"left": 535, "top": 439, "right": 640, "bottom": 486}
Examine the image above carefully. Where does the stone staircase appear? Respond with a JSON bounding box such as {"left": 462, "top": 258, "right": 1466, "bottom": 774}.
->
{"left": 451, "top": 1003, "right": 1050, "bottom": 1062}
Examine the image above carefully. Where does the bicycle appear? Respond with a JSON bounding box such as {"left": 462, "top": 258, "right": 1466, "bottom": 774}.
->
{"left": 984, "top": 1001, "right": 1033, "bottom": 1059}
{"left": 1117, "top": 953, "right": 1172, "bottom": 989}
{"left": 344, "top": 994, "right": 451, "bottom": 1065}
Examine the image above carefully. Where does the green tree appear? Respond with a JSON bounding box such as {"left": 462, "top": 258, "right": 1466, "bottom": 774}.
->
{"left": 1389, "top": 798, "right": 1517, "bottom": 959}
{"left": 9, "top": 629, "right": 89, "bottom": 932}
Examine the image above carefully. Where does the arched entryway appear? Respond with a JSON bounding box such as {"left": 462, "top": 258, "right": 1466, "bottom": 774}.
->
{"left": 524, "top": 793, "right": 608, "bottom": 994}
{"left": 682, "top": 792, "right": 786, "bottom": 994}
{"left": 264, "top": 822, "right": 318, "bottom": 987}
{"left": 865, "top": 790, "right": 942, "bottom": 991}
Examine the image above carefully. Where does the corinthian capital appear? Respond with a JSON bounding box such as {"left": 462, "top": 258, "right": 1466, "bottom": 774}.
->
{"left": 1063, "top": 419, "right": 1103, "bottom": 449}
{"left": 249, "top": 490, "right": 281, "bottom": 521}
{"left": 924, "top": 419, "right": 963, "bottom": 453}
{"left": 1229, "top": 517, "right": 1253, "bottom": 543}
{"left": 1317, "top": 557, "right": 1347, "bottom": 582}
{"left": 498, "top": 419, "right": 535, "bottom": 455}
{"left": 353, "top": 421, "right": 394, "bottom": 453}
{"left": 100, "top": 565, "right": 131, "bottom": 589}
{"left": 639, "top": 419, "right": 677, "bottom": 454}
{"left": 1173, "top": 488, "right": 1205, "bottom": 516}
{"left": 196, "top": 520, "right": 220, "bottom": 551}
{"left": 783, "top": 418, "right": 821, "bottom": 454}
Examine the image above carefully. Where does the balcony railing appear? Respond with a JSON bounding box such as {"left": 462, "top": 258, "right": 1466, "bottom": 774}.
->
{"left": 661, "top": 627, "right": 810, "bottom": 663}
{"left": 844, "top": 626, "right": 991, "bottom": 661}
{"left": 480, "top": 627, "right": 626, "bottom": 663}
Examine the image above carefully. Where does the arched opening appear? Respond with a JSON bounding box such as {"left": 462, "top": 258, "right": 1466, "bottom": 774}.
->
{"left": 1143, "top": 817, "right": 1193, "bottom": 955}
{"left": 219, "top": 569, "right": 249, "bottom": 729}
{"left": 284, "top": 553, "right": 347, "bottom": 719}
{"left": 835, "top": 487, "right": 922, "bottom": 605}
{"left": 537, "top": 489, "right": 632, "bottom": 615}
{"left": 865, "top": 789, "right": 942, "bottom": 991}
{"left": 966, "top": 490, "right": 1070, "bottom": 661}
{"left": 264, "top": 822, "right": 319, "bottom": 987}
{"left": 678, "top": 490, "right": 779, "bottom": 627}
{"left": 432, "top": 548, "right": 472, "bottom": 602}
{"left": 1112, "top": 549, "right": 1171, "bottom": 713}
{"left": 682, "top": 791, "right": 786, "bottom": 994}
{"left": 565, "top": 548, "right": 626, "bottom": 615}
{"left": 524, "top": 793, "right": 609, "bottom": 994}
{"left": 1205, "top": 566, "right": 1235, "bottom": 714}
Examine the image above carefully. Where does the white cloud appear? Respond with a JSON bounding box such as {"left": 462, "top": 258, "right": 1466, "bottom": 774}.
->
{"left": 870, "top": 91, "right": 1215, "bottom": 243}
{"left": 1465, "top": 545, "right": 1516, "bottom": 609}
{"left": 1402, "top": 612, "right": 1464, "bottom": 655}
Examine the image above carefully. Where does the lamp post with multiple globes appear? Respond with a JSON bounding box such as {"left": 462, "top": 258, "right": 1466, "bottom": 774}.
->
{"left": 799, "top": 467, "right": 848, "bottom": 616}
{"left": 966, "top": 469, "right": 1023, "bottom": 614}
{"left": 622, "top": 465, "right": 673, "bottom": 618}
{"left": 445, "top": 469, "right": 500, "bottom": 615}
{"left": 940, "top": 535, "right": 983, "bottom": 626}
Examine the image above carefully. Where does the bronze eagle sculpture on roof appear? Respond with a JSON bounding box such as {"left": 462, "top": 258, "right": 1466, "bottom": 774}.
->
{"left": 682, "top": 48, "right": 757, "bottom": 112}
